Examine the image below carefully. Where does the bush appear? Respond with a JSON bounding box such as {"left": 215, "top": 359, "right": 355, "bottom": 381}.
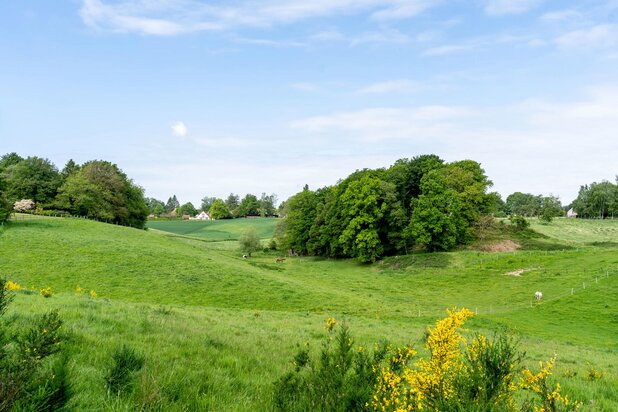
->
{"left": 509, "top": 215, "right": 529, "bottom": 230}
{"left": 239, "top": 228, "right": 262, "bottom": 257}
{"left": 273, "top": 320, "right": 389, "bottom": 412}
{"left": 0, "top": 279, "right": 71, "bottom": 411}
{"left": 105, "top": 345, "right": 145, "bottom": 395}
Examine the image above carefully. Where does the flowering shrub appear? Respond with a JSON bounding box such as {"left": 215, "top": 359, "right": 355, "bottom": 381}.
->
{"left": 371, "top": 308, "right": 580, "bottom": 412}
{"left": 13, "top": 199, "right": 35, "bottom": 213}
{"left": 4, "top": 280, "right": 22, "bottom": 291}
{"left": 40, "top": 287, "right": 53, "bottom": 298}
{"left": 1, "top": 279, "right": 70, "bottom": 410}
{"left": 88, "top": 289, "right": 97, "bottom": 298}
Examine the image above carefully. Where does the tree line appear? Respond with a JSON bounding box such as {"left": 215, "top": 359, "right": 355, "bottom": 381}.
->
{"left": 0, "top": 153, "right": 149, "bottom": 229}
{"left": 145, "top": 192, "right": 278, "bottom": 219}
{"left": 277, "top": 155, "right": 499, "bottom": 262}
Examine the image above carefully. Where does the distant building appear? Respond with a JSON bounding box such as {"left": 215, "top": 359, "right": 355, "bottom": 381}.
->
{"left": 192, "top": 211, "right": 211, "bottom": 220}
{"left": 566, "top": 208, "right": 578, "bottom": 218}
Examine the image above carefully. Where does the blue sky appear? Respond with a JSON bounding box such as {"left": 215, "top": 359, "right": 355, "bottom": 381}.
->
{"left": 1, "top": 0, "right": 617, "bottom": 206}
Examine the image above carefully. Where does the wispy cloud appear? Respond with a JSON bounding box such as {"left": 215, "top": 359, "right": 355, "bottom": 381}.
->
{"left": 556, "top": 24, "right": 618, "bottom": 49}
{"left": 483, "top": 0, "right": 543, "bottom": 16}
{"left": 80, "top": 0, "right": 440, "bottom": 36}
{"left": 357, "top": 79, "right": 417, "bottom": 94}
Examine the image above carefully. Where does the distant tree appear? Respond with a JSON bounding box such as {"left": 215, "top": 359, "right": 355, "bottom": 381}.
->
{"left": 165, "top": 195, "right": 180, "bottom": 213}
{"left": 55, "top": 160, "right": 148, "bottom": 228}
{"left": 145, "top": 197, "right": 165, "bottom": 216}
{"left": 239, "top": 228, "right": 261, "bottom": 257}
{"left": 237, "top": 194, "right": 260, "bottom": 217}
{"left": 338, "top": 175, "right": 400, "bottom": 263}
{"left": 225, "top": 193, "right": 240, "bottom": 216}
{"left": 178, "top": 202, "right": 198, "bottom": 217}
{"left": 572, "top": 181, "right": 618, "bottom": 219}
{"left": 539, "top": 195, "right": 563, "bottom": 223}
{"left": 61, "top": 159, "right": 80, "bottom": 180}
{"left": 2, "top": 156, "right": 61, "bottom": 206}
{"left": 505, "top": 192, "right": 542, "bottom": 217}
{"left": 200, "top": 196, "right": 216, "bottom": 212}
{"left": 259, "top": 192, "right": 278, "bottom": 217}
{"left": 209, "top": 199, "right": 231, "bottom": 219}
{"left": 0, "top": 152, "right": 24, "bottom": 172}
{"left": 280, "top": 187, "right": 319, "bottom": 255}
{"left": 405, "top": 171, "right": 464, "bottom": 252}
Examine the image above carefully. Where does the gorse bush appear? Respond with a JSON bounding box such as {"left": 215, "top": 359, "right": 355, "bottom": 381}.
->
{"left": 105, "top": 345, "right": 146, "bottom": 395}
{"left": 0, "top": 279, "right": 71, "bottom": 411}
{"left": 274, "top": 309, "right": 583, "bottom": 412}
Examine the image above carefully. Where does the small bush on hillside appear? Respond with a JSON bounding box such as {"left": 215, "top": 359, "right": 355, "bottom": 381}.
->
{"left": 239, "top": 228, "right": 262, "bottom": 257}
{"left": 0, "top": 279, "right": 71, "bottom": 411}
{"left": 510, "top": 215, "right": 530, "bottom": 230}
{"left": 273, "top": 320, "right": 390, "bottom": 412}
{"left": 106, "top": 345, "right": 146, "bottom": 395}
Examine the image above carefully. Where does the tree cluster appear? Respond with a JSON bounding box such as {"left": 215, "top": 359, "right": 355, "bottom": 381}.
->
{"left": 279, "top": 155, "right": 498, "bottom": 262}
{"left": 571, "top": 178, "right": 618, "bottom": 219}
{"left": 0, "top": 153, "right": 149, "bottom": 229}
{"left": 145, "top": 192, "right": 278, "bottom": 220}
{"left": 503, "top": 192, "right": 563, "bottom": 220}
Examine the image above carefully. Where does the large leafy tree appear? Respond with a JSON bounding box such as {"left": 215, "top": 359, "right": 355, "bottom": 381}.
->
{"left": 406, "top": 171, "right": 464, "bottom": 252}
{"left": 225, "top": 193, "right": 240, "bottom": 215}
{"left": 2, "top": 156, "right": 61, "bottom": 206}
{"left": 338, "top": 175, "right": 401, "bottom": 263}
{"left": 259, "top": 193, "right": 278, "bottom": 217}
{"left": 505, "top": 192, "right": 542, "bottom": 217}
{"left": 165, "top": 195, "right": 180, "bottom": 213}
{"left": 572, "top": 181, "right": 618, "bottom": 218}
{"left": 178, "top": 202, "right": 198, "bottom": 217}
{"left": 237, "top": 194, "right": 260, "bottom": 217}
{"left": 280, "top": 186, "right": 319, "bottom": 255}
{"left": 209, "top": 199, "right": 231, "bottom": 219}
{"left": 56, "top": 161, "right": 148, "bottom": 228}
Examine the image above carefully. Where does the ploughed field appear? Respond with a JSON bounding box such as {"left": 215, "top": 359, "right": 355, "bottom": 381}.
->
{"left": 1, "top": 216, "right": 617, "bottom": 410}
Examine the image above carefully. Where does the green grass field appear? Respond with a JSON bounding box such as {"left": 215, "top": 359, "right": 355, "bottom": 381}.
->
{"left": 1, "top": 216, "right": 617, "bottom": 410}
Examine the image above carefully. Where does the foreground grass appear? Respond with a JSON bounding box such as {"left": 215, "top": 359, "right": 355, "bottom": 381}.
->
{"left": 1, "top": 216, "right": 617, "bottom": 410}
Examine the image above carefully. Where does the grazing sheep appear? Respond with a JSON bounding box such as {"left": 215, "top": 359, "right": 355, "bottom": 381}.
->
{"left": 534, "top": 291, "right": 543, "bottom": 300}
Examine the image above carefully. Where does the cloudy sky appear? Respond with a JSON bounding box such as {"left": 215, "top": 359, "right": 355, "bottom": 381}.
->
{"left": 1, "top": 1, "right": 617, "bottom": 206}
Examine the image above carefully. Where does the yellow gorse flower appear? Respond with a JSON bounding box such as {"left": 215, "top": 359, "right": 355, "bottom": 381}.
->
{"left": 325, "top": 317, "right": 337, "bottom": 332}
{"left": 4, "top": 280, "right": 22, "bottom": 291}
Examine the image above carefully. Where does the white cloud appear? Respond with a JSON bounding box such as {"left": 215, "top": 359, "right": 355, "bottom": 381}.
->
{"left": 484, "top": 0, "right": 543, "bottom": 16}
{"left": 288, "top": 87, "right": 618, "bottom": 202}
{"left": 540, "top": 9, "right": 581, "bottom": 22}
{"left": 556, "top": 24, "right": 618, "bottom": 49}
{"left": 171, "top": 121, "right": 187, "bottom": 137}
{"left": 80, "top": 0, "right": 440, "bottom": 36}
{"left": 357, "top": 79, "right": 417, "bottom": 94}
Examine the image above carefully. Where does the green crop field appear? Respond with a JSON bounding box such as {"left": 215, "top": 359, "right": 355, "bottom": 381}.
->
{"left": 1, "top": 215, "right": 617, "bottom": 410}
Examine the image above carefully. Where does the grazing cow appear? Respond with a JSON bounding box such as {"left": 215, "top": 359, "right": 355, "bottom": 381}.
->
{"left": 242, "top": 254, "right": 247, "bottom": 259}
{"left": 534, "top": 291, "right": 543, "bottom": 300}
{"left": 276, "top": 257, "right": 286, "bottom": 263}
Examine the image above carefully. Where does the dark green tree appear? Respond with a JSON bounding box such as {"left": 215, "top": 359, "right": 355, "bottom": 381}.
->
{"left": 200, "top": 196, "right": 216, "bottom": 212}
{"left": 165, "top": 195, "right": 180, "bottom": 213}
{"left": 237, "top": 194, "right": 260, "bottom": 217}
{"left": 55, "top": 161, "right": 148, "bottom": 228}
{"left": 259, "top": 192, "right": 278, "bottom": 217}
{"left": 280, "top": 186, "right": 319, "bottom": 255}
{"left": 2, "top": 156, "right": 61, "bottom": 206}
{"left": 539, "top": 196, "right": 563, "bottom": 223}
{"left": 178, "top": 202, "right": 198, "bottom": 217}
{"left": 225, "top": 193, "right": 240, "bottom": 216}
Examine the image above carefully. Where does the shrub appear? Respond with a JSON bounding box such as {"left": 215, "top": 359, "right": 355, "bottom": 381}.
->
{"left": 13, "top": 199, "right": 36, "bottom": 213}
{"left": 239, "top": 228, "right": 262, "bottom": 257}
{"left": 4, "top": 280, "right": 22, "bottom": 291}
{"left": 0, "top": 279, "right": 71, "bottom": 410}
{"left": 510, "top": 215, "right": 530, "bottom": 230}
{"left": 105, "top": 345, "right": 146, "bottom": 395}
{"left": 40, "top": 287, "right": 53, "bottom": 298}
{"left": 273, "top": 319, "right": 390, "bottom": 412}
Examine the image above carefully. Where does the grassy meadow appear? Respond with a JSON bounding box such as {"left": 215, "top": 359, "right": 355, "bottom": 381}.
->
{"left": 1, "top": 215, "right": 617, "bottom": 410}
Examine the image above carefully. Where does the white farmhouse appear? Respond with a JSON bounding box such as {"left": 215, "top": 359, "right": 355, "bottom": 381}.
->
{"left": 193, "top": 211, "right": 211, "bottom": 220}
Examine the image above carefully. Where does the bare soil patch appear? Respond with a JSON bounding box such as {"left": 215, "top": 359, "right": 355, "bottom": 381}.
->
{"left": 478, "top": 240, "right": 520, "bottom": 252}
